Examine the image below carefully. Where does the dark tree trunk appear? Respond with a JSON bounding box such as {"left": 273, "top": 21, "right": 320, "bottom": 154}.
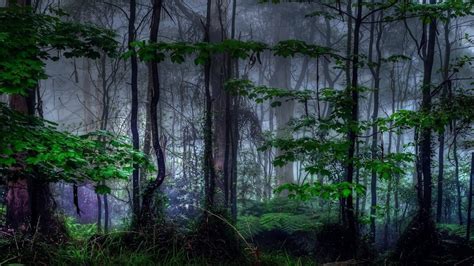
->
{"left": 6, "top": 0, "right": 61, "bottom": 237}
{"left": 129, "top": 0, "right": 141, "bottom": 222}
{"left": 453, "top": 131, "right": 463, "bottom": 225}
{"left": 466, "top": 152, "right": 473, "bottom": 240}
{"left": 437, "top": 17, "right": 451, "bottom": 223}
{"left": 343, "top": 0, "right": 362, "bottom": 254}
{"left": 104, "top": 193, "right": 109, "bottom": 232}
{"left": 96, "top": 193, "right": 102, "bottom": 232}
{"left": 368, "top": 6, "right": 383, "bottom": 243}
{"left": 230, "top": 0, "right": 239, "bottom": 220}
{"left": 419, "top": 0, "right": 437, "bottom": 218}
{"left": 203, "top": 0, "right": 216, "bottom": 209}
{"left": 139, "top": 0, "right": 166, "bottom": 226}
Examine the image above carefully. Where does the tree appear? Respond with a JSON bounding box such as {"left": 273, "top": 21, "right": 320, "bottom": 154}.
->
{"left": 367, "top": 2, "right": 384, "bottom": 243}
{"left": 467, "top": 152, "right": 473, "bottom": 240}
{"left": 128, "top": 0, "right": 141, "bottom": 223}
{"left": 0, "top": 3, "right": 119, "bottom": 235}
{"left": 139, "top": 0, "right": 166, "bottom": 226}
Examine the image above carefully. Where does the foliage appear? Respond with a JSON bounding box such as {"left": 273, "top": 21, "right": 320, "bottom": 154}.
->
{"left": 240, "top": 198, "right": 316, "bottom": 217}
{"left": 129, "top": 39, "right": 339, "bottom": 65}
{"left": 378, "top": 90, "right": 474, "bottom": 134}
{"left": 227, "top": 79, "right": 415, "bottom": 201}
{"left": 389, "top": 0, "right": 474, "bottom": 23}
{"left": 0, "top": 5, "right": 117, "bottom": 95}
{"left": 275, "top": 182, "right": 366, "bottom": 201}
{"left": 0, "top": 5, "right": 152, "bottom": 197}
{"left": 260, "top": 251, "right": 317, "bottom": 266}
{"left": 437, "top": 224, "right": 474, "bottom": 240}
{"left": 0, "top": 226, "right": 314, "bottom": 266}
{"left": 64, "top": 216, "right": 97, "bottom": 240}
{"left": 237, "top": 213, "right": 321, "bottom": 239}
{"left": 0, "top": 103, "right": 153, "bottom": 193}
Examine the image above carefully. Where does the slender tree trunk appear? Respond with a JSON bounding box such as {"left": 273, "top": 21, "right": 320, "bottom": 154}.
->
{"left": 453, "top": 131, "right": 463, "bottom": 225}
{"left": 229, "top": 0, "right": 239, "bottom": 219}
{"left": 129, "top": 0, "right": 140, "bottom": 223}
{"left": 419, "top": 0, "right": 437, "bottom": 217}
{"left": 270, "top": 12, "right": 294, "bottom": 190}
{"left": 368, "top": 6, "right": 383, "bottom": 243}
{"left": 96, "top": 193, "right": 102, "bottom": 232}
{"left": 466, "top": 152, "right": 473, "bottom": 240}
{"left": 140, "top": 0, "right": 166, "bottom": 225}
{"left": 203, "top": 0, "right": 216, "bottom": 209}
{"left": 104, "top": 192, "right": 109, "bottom": 232}
{"left": 343, "top": 0, "right": 362, "bottom": 253}
{"left": 384, "top": 66, "right": 396, "bottom": 249}
{"left": 437, "top": 17, "right": 451, "bottom": 223}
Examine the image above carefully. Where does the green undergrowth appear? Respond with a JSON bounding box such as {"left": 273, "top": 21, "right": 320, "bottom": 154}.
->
{"left": 0, "top": 214, "right": 319, "bottom": 265}
{"left": 64, "top": 216, "right": 97, "bottom": 240}
{"left": 437, "top": 223, "right": 474, "bottom": 240}
{"left": 260, "top": 251, "right": 317, "bottom": 266}
{"left": 237, "top": 213, "right": 322, "bottom": 239}
{"left": 0, "top": 233, "right": 317, "bottom": 265}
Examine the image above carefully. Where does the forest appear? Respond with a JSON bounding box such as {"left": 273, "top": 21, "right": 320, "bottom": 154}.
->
{"left": 1, "top": 0, "right": 474, "bottom": 265}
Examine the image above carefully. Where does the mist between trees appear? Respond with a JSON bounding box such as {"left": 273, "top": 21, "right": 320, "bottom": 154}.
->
{"left": 1, "top": 0, "right": 474, "bottom": 265}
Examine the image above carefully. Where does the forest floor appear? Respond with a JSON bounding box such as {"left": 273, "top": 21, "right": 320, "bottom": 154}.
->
{"left": 0, "top": 215, "right": 473, "bottom": 265}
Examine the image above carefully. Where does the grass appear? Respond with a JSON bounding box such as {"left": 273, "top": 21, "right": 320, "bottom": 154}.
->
{"left": 1, "top": 216, "right": 319, "bottom": 265}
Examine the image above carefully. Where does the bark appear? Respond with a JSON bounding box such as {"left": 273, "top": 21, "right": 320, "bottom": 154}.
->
{"left": 208, "top": 0, "right": 232, "bottom": 209}
{"left": 343, "top": 0, "right": 362, "bottom": 253}
{"left": 104, "top": 192, "right": 109, "bottom": 232}
{"left": 229, "top": 0, "right": 238, "bottom": 220}
{"left": 368, "top": 6, "right": 383, "bottom": 243}
{"left": 437, "top": 17, "right": 451, "bottom": 223}
{"left": 419, "top": 0, "right": 437, "bottom": 217}
{"left": 453, "top": 131, "right": 463, "bottom": 225}
{"left": 140, "top": 0, "right": 166, "bottom": 225}
{"left": 6, "top": 178, "right": 30, "bottom": 231}
{"left": 96, "top": 194, "right": 102, "bottom": 232}
{"left": 5, "top": 0, "right": 61, "bottom": 237}
{"left": 129, "top": 0, "right": 141, "bottom": 221}
{"left": 466, "top": 152, "right": 473, "bottom": 240}
{"left": 203, "top": 0, "right": 216, "bottom": 209}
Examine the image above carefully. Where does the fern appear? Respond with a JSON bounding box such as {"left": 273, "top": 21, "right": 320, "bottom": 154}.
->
{"left": 237, "top": 213, "right": 321, "bottom": 239}
{"left": 260, "top": 213, "right": 321, "bottom": 234}
{"left": 64, "top": 216, "right": 97, "bottom": 240}
{"left": 237, "top": 215, "right": 263, "bottom": 239}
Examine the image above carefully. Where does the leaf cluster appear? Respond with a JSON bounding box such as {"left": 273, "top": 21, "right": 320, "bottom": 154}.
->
{"left": 129, "top": 39, "right": 338, "bottom": 65}
{"left": 0, "top": 104, "right": 153, "bottom": 194}
{"left": 0, "top": 6, "right": 117, "bottom": 95}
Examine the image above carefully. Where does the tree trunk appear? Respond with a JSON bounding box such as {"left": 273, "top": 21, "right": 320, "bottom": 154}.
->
{"left": 129, "top": 0, "right": 141, "bottom": 222}
{"left": 270, "top": 12, "right": 294, "bottom": 189}
{"left": 203, "top": 0, "right": 216, "bottom": 209}
{"left": 453, "top": 131, "right": 463, "bottom": 225}
{"left": 207, "top": 0, "right": 232, "bottom": 209}
{"left": 104, "top": 192, "right": 109, "bottom": 232}
{"left": 343, "top": 0, "right": 362, "bottom": 254}
{"left": 5, "top": 0, "right": 60, "bottom": 237}
{"left": 368, "top": 6, "right": 383, "bottom": 243}
{"left": 96, "top": 193, "right": 102, "bottom": 232}
{"left": 140, "top": 0, "right": 166, "bottom": 226}
{"left": 419, "top": 0, "right": 437, "bottom": 218}
{"left": 466, "top": 152, "right": 473, "bottom": 240}
{"left": 437, "top": 17, "right": 451, "bottom": 223}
